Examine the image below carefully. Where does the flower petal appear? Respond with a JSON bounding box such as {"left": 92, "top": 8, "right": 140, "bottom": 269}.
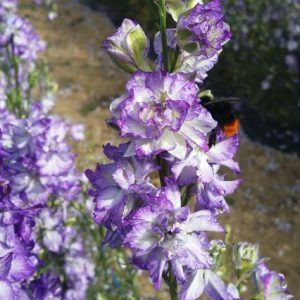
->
{"left": 180, "top": 270, "right": 206, "bottom": 300}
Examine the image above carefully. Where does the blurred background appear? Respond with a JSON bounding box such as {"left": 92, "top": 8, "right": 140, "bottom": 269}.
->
{"left": 21, "top": 0, "right": 299, "bottom": 297}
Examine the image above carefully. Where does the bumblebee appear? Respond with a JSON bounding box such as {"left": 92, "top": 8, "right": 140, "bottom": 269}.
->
{"left": 202, "top": 96, "right": 240, "bottom": 145}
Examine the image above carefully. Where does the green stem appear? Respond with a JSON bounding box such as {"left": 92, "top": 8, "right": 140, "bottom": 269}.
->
{"left": 11, "top": 37, "right": 20, "bottom": 95}
{"left": 4, "top": 47, "right": 13, "bottom": 88}
{"left": 156, "top": 155, "right": 169, "bottom": 186}
{"left": 159, "top": 0, "right": 169, "bottom": 72}
{"left": 156, "top": 155, "right": 164, "bottom": 186}
{"left": 171, "top": 46, "right": 180, "bottom": 72}
{"left": 164, "top": 267, "right": 179, "bottom": 300}
{"left": 99, "top": 226, "right": 109, "bottom": 283}
{"left": 182, "top": 184, "right": 193, "bottom": 206}
{"left": 236, "top": 269, "right": 244, "bottom": 295}
{"left": 10, "top": 35, "right": 23, "bottom": 117}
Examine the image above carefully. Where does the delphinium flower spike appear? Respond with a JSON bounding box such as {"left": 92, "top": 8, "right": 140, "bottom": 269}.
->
{"left": 87, "top": 0, "right": 293, "bottom": 299}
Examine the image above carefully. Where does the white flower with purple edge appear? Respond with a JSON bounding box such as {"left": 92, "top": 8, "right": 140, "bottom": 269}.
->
{"left": 124, "top": 180, "right": 224, "bottom": 289}
{"left": 110, "top": 70, "right": 217, "bottom": 160}
{"left": 154, "top": 28, "right": 220, "bottom": 84}
{"left": 179, "top": 268, "right": 235, "bottom": 300}
{"left": 177, "top": 0, "right": 231, "bottom": 59}
{"left": 172, "top": 133, "right": 240, "bottom": 212}
{"left": 85, "top": 142, "right": 158, "bottom": 227}
{"left": 254, "top": 263, "right": 293, "bottom": 299}
{"left": 0, "top": 14, "right": 46, "bottom": 62}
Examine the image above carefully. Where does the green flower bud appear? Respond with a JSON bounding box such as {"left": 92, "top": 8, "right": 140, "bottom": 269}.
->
{"left": 232, "top": 242, "right": 260, "bottom": 272}
{"left": 102, "top": 19, "right": 151, "bottom": 73}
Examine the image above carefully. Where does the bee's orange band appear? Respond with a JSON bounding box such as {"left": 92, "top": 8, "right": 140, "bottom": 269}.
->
{"left": 223, "top": 119, "right": 240, "bottom": 137}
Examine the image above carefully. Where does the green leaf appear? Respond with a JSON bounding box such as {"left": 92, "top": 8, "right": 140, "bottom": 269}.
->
{"left": 126, "top": 25, "right": 151, "bottom": 71}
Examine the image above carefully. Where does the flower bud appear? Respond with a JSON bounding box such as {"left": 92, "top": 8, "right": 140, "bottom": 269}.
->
{"left": 232, "top": 242, "right": 260, "bottom": 272}
{"left": 102, "top": 19, "right": 151, "bottom": 73}
{"left": 210, "top": 239, "right": 226, "bottom": 258}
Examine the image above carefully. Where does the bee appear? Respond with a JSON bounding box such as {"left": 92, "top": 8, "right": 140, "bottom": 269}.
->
{"left": 202, "top": 96, "right": 241, "bottom": 146}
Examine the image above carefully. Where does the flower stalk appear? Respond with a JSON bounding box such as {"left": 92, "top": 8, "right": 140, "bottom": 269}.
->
{"left": 86, "top": 0, "right": 294, "bottom": 299}
{"left": 158, "top": 1, "right": 179, "bottom": 297}
{"left": 10, "top": 35, "right": 23, "bottom": 117}
{"left": 171, "top": 45, "right": 180, "bottom": 72}
{"left": 165, "top": 268, "right": 179, "bottom": 300}
{"left": 158, "top": 0, "right": 169, "bottom": 72}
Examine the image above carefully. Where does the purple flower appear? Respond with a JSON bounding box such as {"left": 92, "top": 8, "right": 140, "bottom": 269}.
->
{"left": 33, "top": 194, "right": 96, "bottom": 299}
{"left": 124, "top": 182, "right": 223, "bottom": 289}
{"left": 36, "top": 209, "right": 64, "bottom": 253}
{"left": 172, "top": 133, "right": 240, "bottom": 212}
{"left": 0, "top": 226, "right": 38, "bottom": 298}
{"left": 177, "top": 0, "right": 231, "bottom": 59}
{"left": 0, "top": 1, "right": 17, "bottom": 47}
{"left": 154, "top": 29, "right": 219, "bottom": 83}
{"left": 85, "top": 143, "right": 158, "bottom": 227}
{"left": 0, "top": 280, "right": 17, "bottom": 299}
{"left": 0, "top": 0, "right": 17, "bottom": 13}
{"left": 64, "top": 251, "right": 95, "bottom": 300}
{"left": 0, "top": 104, "right": 81, "bottom": 203}
{"left": 110, "top": 70, "right": 217, "bottom": 160}
{"left": 254, "top": 263, "right": 292, "bottom": 299}
{"left": 29, "top": 272, "right": 62, "bottom": 299}
{"left": 180, "top": 53, "right": 219, "bottom": 84}
{"left": 0, "top": 15, "right": 46, "bottom": 62}
{"left": 179, "top": 269, "right": 233, "bottom": 300}
{"left": 0, "top": 101, "right": 85, "bottom": 295}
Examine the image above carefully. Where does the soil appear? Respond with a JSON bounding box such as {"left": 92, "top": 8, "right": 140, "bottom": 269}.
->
{"left": 20, "top": 0, "right": 300, "bottom": 298}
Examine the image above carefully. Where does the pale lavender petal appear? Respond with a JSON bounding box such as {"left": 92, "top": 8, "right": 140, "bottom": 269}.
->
{"left": 94, "top": 187, "right": 126, "bottom": 224}
{"left": 37, "top": 152, "right": 74, "bottom": 176}
{"left": 0, "top": 253, "right": 12, "bottom": 280}
{"left": 8, "top": 254, "right": 35, "bottom": 281}
{"left": 147, "top": 248, "right": 167, "bottom": 289}
{"left": 181, "top": 211, "right": 224, "bottom": 233}
{"left": 125, "top": 222, "right": 157, "bottom": 252}
{"left": 207, "top": 135, "right": 239, "bottom": 163}
{"left": 0, "top": 281, "right": 15, "bottom": 300}
{"left": 43, "top": 231, "right": 63, "bottom": 253}
{"left": 163, "top": 181, "right": 181, "bottom": 209}
{"left": 205, "top": 269, "right": 232, "bottom": 300}
{"left": 180, "top": 270, "right": 206, "bottom": 300}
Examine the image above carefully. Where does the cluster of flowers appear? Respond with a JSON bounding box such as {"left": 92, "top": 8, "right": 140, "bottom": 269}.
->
{"left": 0, "top": 0, "right": 48, "bottom": 113}
{"left": 0, "top": 1, "right": 96, "bottom": 299}
{"left": 32, "top": 193, "right": 95, "bottom": 299}
{"left": 87, "top": 0, "right": 293, "bottom": 299}
{"left": 0, "top": 102, "right": 83, "bottom": 298}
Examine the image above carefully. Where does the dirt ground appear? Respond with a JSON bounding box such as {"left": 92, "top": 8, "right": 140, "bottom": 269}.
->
{"left": 21, "top": 0, "right": 300, "bottom": 298}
